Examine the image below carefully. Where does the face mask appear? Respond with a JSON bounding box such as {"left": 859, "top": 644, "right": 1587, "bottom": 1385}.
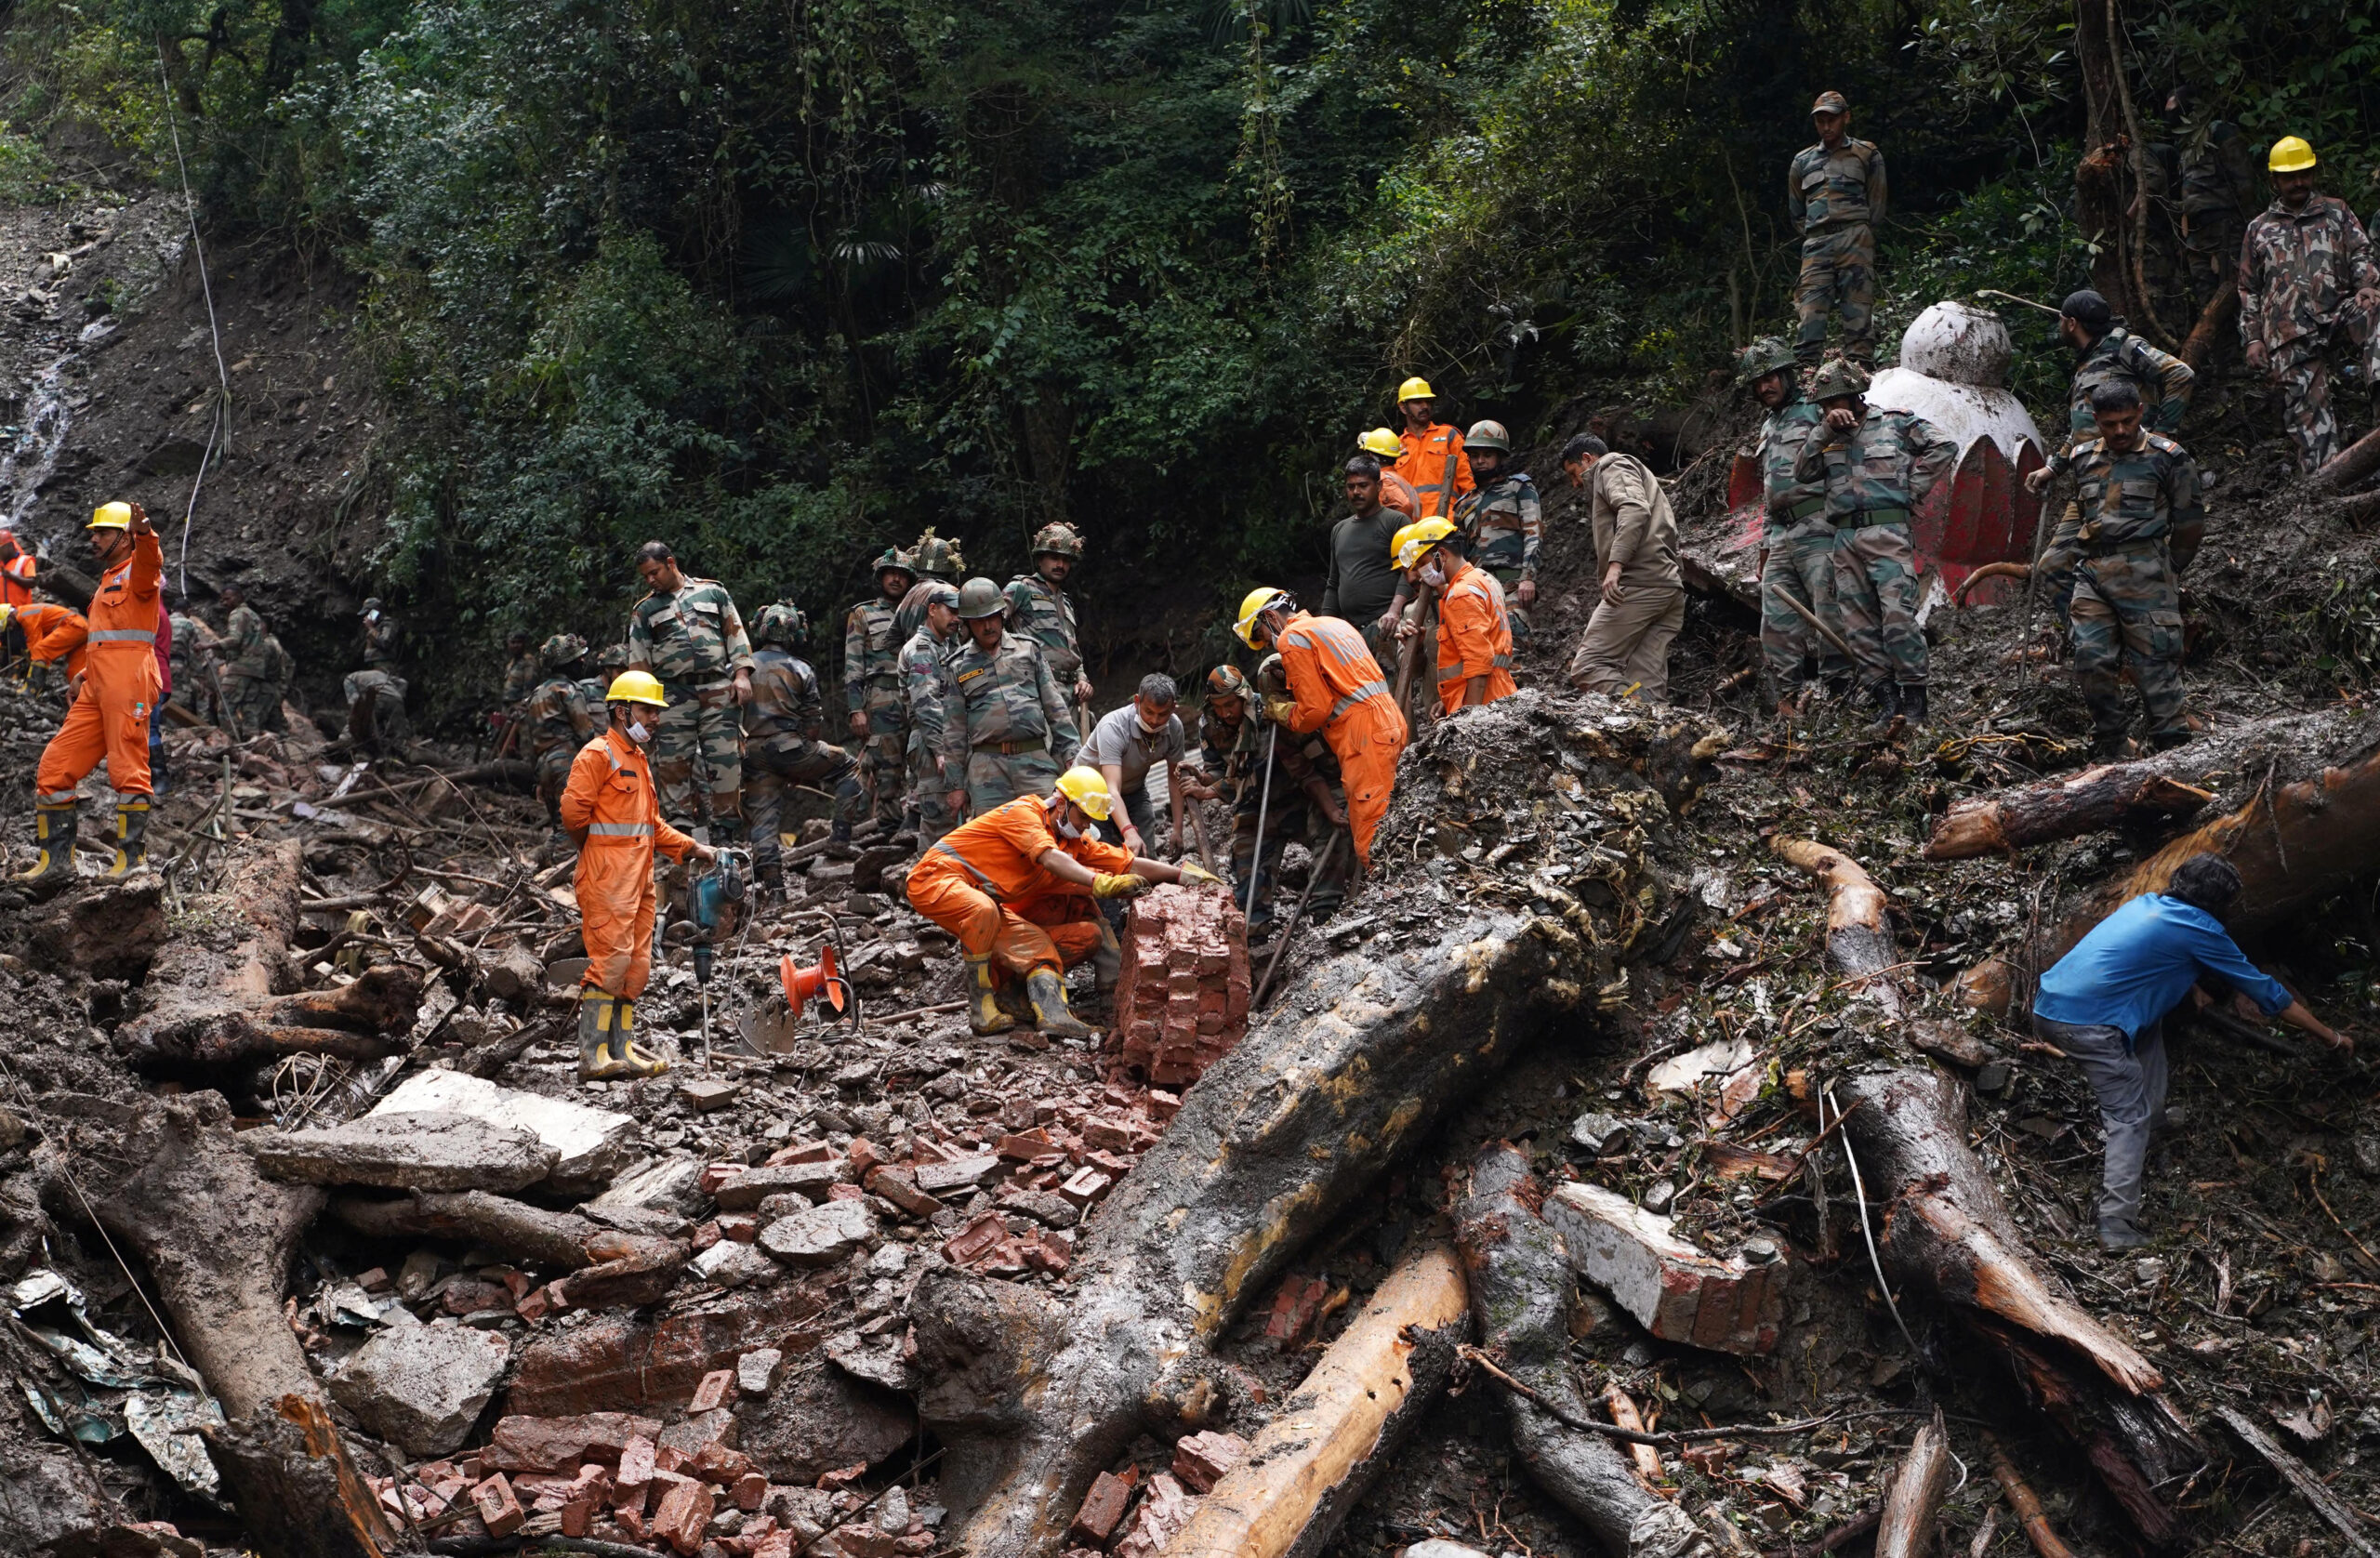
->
{"left": 627, "top": 720, "right": 651, "bottom": 745}
{"left": 1421, "top": 557, "right": 1448, "bottom": 588}
{"left": 1054, "top": 815, "right": 1081, "bottom": 839}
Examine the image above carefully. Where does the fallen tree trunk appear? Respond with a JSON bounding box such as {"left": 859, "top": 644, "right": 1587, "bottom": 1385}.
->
{"left": 37, "top": 1090, "right": 394, "bottom": 1558}
{"left": 1769, "top": 838, "right": 1900, "bottom": 1017}
{"left": 2315, "top": 423, "right": 2380, "bottom": 495}
{"left": 1158, "top": 1243, "right": 1468, "bottom": 1558}
{"left": 333, "top": 1189, "right": 688, "bottom": 1307}
{"left": 1924, "top": 763, "right": 2213, "bottom": 860}
{"left": 1457, "top": 1143, "right": 1709, "bottom": 1558}
{"left": 113, "top": 840, "right": 421, "bottom": 1072}
{"left": 1837, "top": 1069, "right": 2202, "bottom": 1546}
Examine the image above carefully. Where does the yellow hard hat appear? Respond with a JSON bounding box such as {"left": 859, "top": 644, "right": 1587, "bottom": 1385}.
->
{"left": 605, "top": 669, "right": 669, "bottom": 707}
{"left": 2268, "top": 136, "right": 2317, "bottom": 173}
{"left": 87, "top": 502, "right": 133, "bottom": 530}
{"left": 1234, "top": 587, "right": 1292, "bottom": 648}
{"left": 1392, "top": 516, "right": 1458, "bottom": 570}
{"left": 1395, "top": 376, "right": 1435, "bottom": 404}
{"left": 1053, "top": 765, "right": 1115, "bottom": 821}
{"left": 0, "top": 604, "right": 12, "bottom": 632}
{"left": 1356, "top": 428, "right": 1403, "bottom": 459}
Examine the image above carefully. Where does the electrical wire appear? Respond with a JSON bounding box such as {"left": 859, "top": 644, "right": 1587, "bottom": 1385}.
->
{"left": 1825, "top": 1082, "right": 1920, "bottom": 1357}
{"left": 153, "top": 38, "right": 232, "bottom": 596}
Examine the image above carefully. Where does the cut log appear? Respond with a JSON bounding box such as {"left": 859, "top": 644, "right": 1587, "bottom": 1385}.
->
{"left": 1838, "top": 1069, "right": 2200, "bottom": 1546}
{"left": 36, "top": 1090, "right": 392, "bottom": 1558}
{"left": 1457, "top": 1143, "right": 1709, "bottom": 1558}
{"left": 1157, "top": 1243, "right": 1468, "bottom": 1558}
{"left": 1872, "top": 1406, "right": 1951, "bottom": 1558}
{"left": 2314, "top": 421, "right": 2380, "bottom": 495}
{"left": 112, "top": 840, "right": 421, "bottom": 1072}
{"left": 1924, "top": 765, "right": 2213, "bottom": 861}
{"left": 1769, "top": 838, "right": 1900, "bottom": 1016}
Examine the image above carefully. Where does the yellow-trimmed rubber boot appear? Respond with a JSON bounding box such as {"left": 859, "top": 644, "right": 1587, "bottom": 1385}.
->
{"left": 966, "top": 954, "right": 1015, "bottom": 1035}
{"left": 1091, "top": 918, "right": 1123, "bottom": 992}
{"left": 578, "top": 992, "right": 628, "bottom": 1080}
{"left": 1025, "top": 968, "right": 1096, "bottom": 1040}
{"left": 104, "top": 799, "right": 151, "bottom": 879}
{"left": 18, "top": 803, "right": 76, "bottom": 888}
{"left": 614, "top": 999, "right": 669, "bottom": 1076}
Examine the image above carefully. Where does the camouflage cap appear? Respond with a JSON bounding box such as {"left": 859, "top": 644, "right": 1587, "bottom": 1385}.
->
{"left": 922, "top": 581, "right": 962, "bottom": 611}
{"left": 1207, "top": 665, "right": 1252, "bottom": 701}
{"left": 1809, "top": 359, "right": 1871, "bottom": 402}
{"left": 597, "top": 642, "right": 630, "bottom": 669}
{"left": 1030, "top": 522, "right": 1086, "bottom": 561}
{"left": 541, "top": 632, "right": 588, "bottom": 668}
{"left": 1735, "top": 337, "right": 1799, "bottom": 386}
{"left": 754, "top": 601, "right": 808, "bottom": 647}
{"left": 1811, "top": 90, "right": 1849, "bottom": 115}
{"left": 1463, "top": 420, "right": 1511, "bottom": 455}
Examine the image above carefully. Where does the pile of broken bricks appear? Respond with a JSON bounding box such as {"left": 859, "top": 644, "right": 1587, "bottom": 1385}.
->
{"left": 1062, "top": 1430, "right": 1251, "bottom": 1558}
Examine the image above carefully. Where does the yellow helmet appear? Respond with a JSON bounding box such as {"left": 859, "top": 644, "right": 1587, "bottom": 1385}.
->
{"left": 605, "top": 669, "right": 669, "bottom": 707}
{"left": 1392, "top": 516, "right": 1458, "bottom": 570}
{"left": 0, "top": 604, "right": 12, "bottom": 632}
{"left": 87, "top": 502, "right": 133, "bottom": 530}
{"left": 1234, "top": 586, "right": 1292, "bottom": 648}
{"left": 2268, "top": 136, "right": 2317, "bottom": 173}
{"left": 1053, "top": 765, "right": 1115, "bottom": 822}
{"left": 1356, "top": 428, "right": 1403, "bottom": 459}
{"left": 1395, "top": 376, "right": 1435, "bottom": 404}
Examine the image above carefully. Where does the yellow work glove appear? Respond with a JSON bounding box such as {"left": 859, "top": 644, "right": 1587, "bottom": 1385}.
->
{"left": 1177, "top": 860, "right": 1223, "bottom": 888}
{"left": 1092, "top": 872, "right": 1151, "bottom": 901}
{"left": 1263, "top": 694, "right": 1298, "bottom": 725}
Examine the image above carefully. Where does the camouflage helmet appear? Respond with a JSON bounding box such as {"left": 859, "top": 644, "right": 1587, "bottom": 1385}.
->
{"left": 1030, "top": 522, "right": 1086, "bottom": 561}
{"left": 541, "top": 632, "right": 588, "bottom": 669}
{"left": 1735, "top": 337, "right": 1798, "bottom": 387}
{"left": 1808, "top": 359, "right": 1871, "bottom": 403}
{"left": 954, "top": 577, "right": 1007, "bottom": 620}
{"left": 910, "top": 529, "right": 966, "bottom": 581}
{"left": 1464, "top": 420, "right": 1511, "bottom": 455}
{"left": 597, "top": 642, "right": 630, "bottom": 670}
{"left": 873, "top": 546, "right": 918, "bottom": 582}
{"left": 1207, "top": 665, "right": 1252, "bottom": 703}
{"left": 754, "top": 601, "right": 808, "bottom": 647}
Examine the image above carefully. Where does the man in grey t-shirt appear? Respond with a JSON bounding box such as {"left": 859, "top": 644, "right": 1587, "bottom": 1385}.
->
{"left": 1081, "top": 672, "right": 1189, "bottom": 856}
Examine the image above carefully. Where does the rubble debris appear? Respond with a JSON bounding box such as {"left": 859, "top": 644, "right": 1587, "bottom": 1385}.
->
{"left": 759, "top": 1200, "right": 876, "bottom": 1265}
{"left": 509, "top": 1287, "right": 823, "bottom": 1415}
{"left": 369, "top": 1067, "right": 638, "bottom": 1193}
{"left": 249, "top": 1109, "right": 560, "bottom": 1191}
{"left": 736, "top": 1362, "right": 916, "bottom": 1484}
{"left": 1109, "top": 883, "right": 1251, "bottom": 1087}
{"left": 325, "top": 1321, "right": 511, "bottom": 1456}
{"left": 1069, "top": 1468, "right": 1139, "bottom": 1546}
{"left": 1169, "top": 1430, "right": 1249, "bottom": 1494}
{"left": 1540, "top": 1182, "right": 1783, "bottom": 1355}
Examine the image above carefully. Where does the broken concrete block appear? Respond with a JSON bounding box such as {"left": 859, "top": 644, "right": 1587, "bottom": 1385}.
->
{"left": 758, "top": 1200, "right": 876, "bottom": 1266}
{"left": 735, "top": 1362, "right": 915, "bottom": 1484}
{"left": 739, "top": 1348, "right": 785, "bottom": 1399}
{"left": 715, "top": 1161, "right": 844, "bottom": 1209}
{"left": 373, "top": 1068, "right": 638, "bottom": 1194}
{"left": 327, "top": 1322, "right": 513, "bottom": 1456}
{"left": 249, "top": 1110, "right": 558, "bottom": 1192}
{"left": 584, "top": 1152, "right": 709, "bottom": 1224}
{"left": 659, "top": 1407, "right": 739, "bottom": 1460}
{"left": 1540, "top": 1181, "right": 1784, "bottom": 1355}
{"left": 1112, "top": 884, "right": 1250, "bottom": 1088}
{"left": 1113, "top": 1472, "right": 1194, "bottom": 1558}
{"left": 1402, "top": 1543, "right": 1495, "bottom": 1558}
{"left": 693, "top": 1239, "right": 781, "bottom": 1289}
{"left": 680, "top": 1076, "right": 742, "bottom": 1113}
{"left": 913, "top": 1155, "right": 1000, "bottom": 1195}
{"left": 1567, "top": 1111, "right": 1631, "bottom": 1155}
{"left": 1067, "top": 1469, "right": 1139, "bottom": 1546}
{"left": 1170, "top": 1430, "right": 1249, "bottom": 1494}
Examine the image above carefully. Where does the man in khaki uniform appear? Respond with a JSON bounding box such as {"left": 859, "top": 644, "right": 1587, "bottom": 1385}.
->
{"left": 1564, "top": 434, "right": 1683, "bottom": 702}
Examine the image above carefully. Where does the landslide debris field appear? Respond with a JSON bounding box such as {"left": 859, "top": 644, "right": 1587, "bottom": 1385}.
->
{"left": 8, "top": 452, "right": 2380, "bottom": 1558}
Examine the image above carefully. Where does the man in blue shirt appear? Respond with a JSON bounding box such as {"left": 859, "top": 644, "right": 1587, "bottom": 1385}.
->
{"left": 2035, "top": 853, "right": 2349, "bottom": 1249}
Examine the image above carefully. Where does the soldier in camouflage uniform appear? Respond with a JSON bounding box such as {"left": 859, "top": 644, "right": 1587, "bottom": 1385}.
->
{"left": 745, "top": 602, "right": 865, "bottom": 897}
{"left": 341, "top": 667, "right": 410, "bottom": 754}
{"left": 2040, "top": 380, "right": 2204, "bottom": 758}
{"left": 1004, "top": 522, "right": 1094, "bottom": 736}
{"left": 1451, "top": 421, "right": 1539, "bottom": 646}
{"left": 844, "top": 546, "right": 918, "bottom": 832}
{"left": 526, "top": 633, "right": 601, "bottom": 826}
{"left": 2025, "top": 291, "right": 2195, "bottom": 625}
{"left": 939, "top": 577, "right": 1080, "bottom": 815}
{"left": 1739, "top": 337, "right": 1845, "bottom": 709}
{"left": 892, "top": 529, "right": 967, "bottom": 645}
{"left": 360, "top": 598, "right": 401, "bottom": 669}
{"left": 166, "top": 606, "right": 221, "bottom": 726}
{"left": 2239, "top": 136, "right": 2380, "bottom": 470}
{"left": 2168, "top": 88, "right": 2259, "bottom": 310}
{"left": 1794, "top": 361, "right": 1956, "bottom": 725}
{"left": 217, "top": 582, "right": 281, "bottom": 736}
{"left": 625, "top": 541, "right": 754, "bottom": 832}
{"left": 1789, "top": 91, "right": 1886, "bottom": 367}
{"left": 900, "top": 581, "right": 966, "bottom": 845}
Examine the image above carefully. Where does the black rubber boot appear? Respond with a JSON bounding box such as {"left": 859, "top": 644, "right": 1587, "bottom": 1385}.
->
{"left": 577, "top": 992, "right": 627, "bottom": 1080}
{"left": 1861, "top": 680, "right": 1900, "bottom": 732}
{"left": 1895, "top": 684, "right": 1928, "bottom": 728}
{"left": 19, "top": 803, "right": 75, "bottom": 889}
{"left": 105, "top": 799, "right": 150, "bottom": 879}
{"left": 967, "top": 954, "right": 1015, "bottom": 1036}
{"left": 2148, "top": 728, "right": 2193, "bottom": 753}
{"left": 2090, "top": 730, "right": 2131, "bottom": 762}
{"left": 1026, "top": 969, "right": 1096, "bottom": 1040}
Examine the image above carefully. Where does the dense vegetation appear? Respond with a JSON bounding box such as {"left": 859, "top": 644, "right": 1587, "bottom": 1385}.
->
{"left": 7, "top": 0, "right": 2380, "bottom": 680}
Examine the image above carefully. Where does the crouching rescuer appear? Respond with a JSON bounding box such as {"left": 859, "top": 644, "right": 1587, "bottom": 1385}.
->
{"left": 23, "top": 501, "right": 164, "bottom": 885}
{"left": 906, "top": 766, "right": 1218, "bottom": 1039}
{"left": 562, "top": 669, "right": 719, "bottom": 1080}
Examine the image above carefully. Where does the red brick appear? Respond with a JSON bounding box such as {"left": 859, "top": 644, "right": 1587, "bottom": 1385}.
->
{"left": 1023, "top": 1230, "right": 1073, "bottom": 1276}
{"left": 562, "top": 1498, "right": 596, "bottom": 1538}
{"left": 1540, "top": 1182, "right": 1786, "bottom": 1356}
{"left": 690, "top": 1441, "right": 756, "bottom": 1484}
{"left": 699, "top": 1163, "right": 745, "bottom": 1195}
{"left": 817, "top": 1461, "right": 869, "bottom": 1491}
{"left": 469, "top": 1473, "right": 525, "bottom": 1538}
{"left": 1080, "top": 1116, "right": 1133, "bottom": 1153}
{"left": 848, "top": 1138, "right": 888, "bottom": 1178}
{"left": 826, "top": 1182, "right": 866, "bottom": 1201}
{"left": 616, "top": 1506, "right": 651, "bottom": 1541}
{"left": 734, "top": 1471, "right": 768, "bottom": 1511}
{"left": 1170, "top": 1430, "right": 1250, "bottom": 1493}
{"left": 1067, "top": 1468, "right": 1140, "bottom": 1545}
{"left": 996, "top": 1129, "right": 1055, "bottom": 1160}
{"left": 653, "top": 1476, "right": 716, "bottom": 1555}
{"left": 865, "top": 1168, "right": 944, "bottom": 1219}
{"left": 516, "top": 1286, "right": 554, "bottom": 1323}
{"left": 690, "top": 1368, "right": 735, "bottom": 1414}
{"left": 693, "top": 1221, "right": 723, "bottom": 1253}
{"left": 942, "top": 1212, "right": 1010, "bottom": 1267}
{"left": 1263, "top": 1276, "right": 1328, "bottom": 1350}
{"left": 614, "top": 1434, "right": 656, "bottom": 1508}
{"left": 484, "top": 1413, "right": 665, "bottom": 1472}
{"left": 1058, "top": 1168, "right": 1112, "bottom": 1208}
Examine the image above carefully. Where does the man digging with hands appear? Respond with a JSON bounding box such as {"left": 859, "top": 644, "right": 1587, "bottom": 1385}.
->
{"left": 2033, "top": 852, "right": 2350, "bottom": 1251}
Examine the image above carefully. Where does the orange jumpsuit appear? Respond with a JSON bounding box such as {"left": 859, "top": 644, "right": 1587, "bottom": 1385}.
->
{"left": 34, "top": 532, "right": 161, "bottom": 804}
{"left": 1379, "top": 470, "right": 1421, "bottom": 519}
{"left": 0, "top": 537, "right": 34, "bottom": 608}
{"left": 1274, "top": 611, "right": 1408, "bottom": 868}
{"left": 1396, "top": 424, "right": 1474, "bottom": 519}
{"left": 906, "top": 794, "right": 1132, "bottom": 982}
{"left": 560, "top": 728, "right": 699, "bottom": 999}
{"left": 17, "top": 602, "right": 89, "bottom": 680}
{"left": 1435, "top": 560, "right": 1516, "bottom": 713}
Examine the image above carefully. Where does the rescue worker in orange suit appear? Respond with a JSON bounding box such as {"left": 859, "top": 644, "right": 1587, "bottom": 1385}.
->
{"left": 23, "top": 502, "right": 164, "bottom": 887}
{"left": 1392, "top": 378, "right": 1474, "bottom": 519}
{"left": 1392, "top": 519, "right": 1516, "bottom": 713}
{"left": 0, "top": 529, "right": 36, "bottom": 610}
{"left": 560, "top": 669, "right": 719, "bottom": 1081}
{"left": 906, "top": 767, "right": 1219, "bottom": 1038}
{"left": 1357, "top": 429, "right": 1422, "bottom": 518}
{"left": 2, "top": 601, "right": 90, "bottom": 684}
{"left": 1235, "top": 587, "right": 1409, "bottom": 871}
